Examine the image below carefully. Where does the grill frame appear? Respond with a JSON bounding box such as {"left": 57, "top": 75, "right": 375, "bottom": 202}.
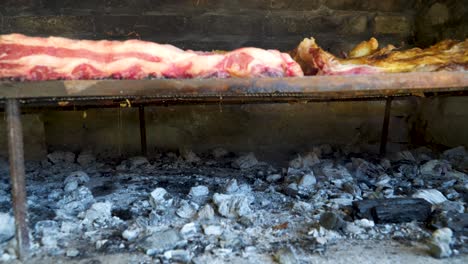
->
{"left": 0, "top": 72, "right": 467, "bottom": 102}
{"left": 1, "top": 71, "right": 468, "bottom": 260}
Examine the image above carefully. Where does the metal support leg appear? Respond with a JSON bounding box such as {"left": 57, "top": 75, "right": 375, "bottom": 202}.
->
{"left": 6, "top": 99, "right": 29, "bottom": 260}
{"left": 379, "top": 97, "right": 393, "bottom": 156}
{"left": 139, "top": 105, "right": 147, "bottom": 156}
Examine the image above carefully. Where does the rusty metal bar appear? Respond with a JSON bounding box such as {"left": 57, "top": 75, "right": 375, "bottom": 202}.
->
{"left": 138, "top": 105, "right": 147, "bottom": 156}
{"left": 1, "top": 90, "right": 468, "bottom": 111}
{"left": 380, "top": 97, "right": 393, "bottom": 155}
{"left": 0, "top": 72, "right": 467, "bottom": 100}
{"left": 5, "top": 99, "right": 30, "bottom": 260}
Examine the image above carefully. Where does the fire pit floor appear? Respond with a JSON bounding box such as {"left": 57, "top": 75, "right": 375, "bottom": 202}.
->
{"left": 22, "top": 240, "right": 468, "bottom": 264}
{"left": 0, "top": 146, "right": 467, "bottom": 263}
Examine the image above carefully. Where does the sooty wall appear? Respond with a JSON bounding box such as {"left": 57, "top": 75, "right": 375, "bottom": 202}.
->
{"left": 0, "top": 0, "right": 421, "bottom": 53}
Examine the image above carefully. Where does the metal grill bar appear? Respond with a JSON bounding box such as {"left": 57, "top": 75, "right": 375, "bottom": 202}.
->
{"left": 139, "top": 105, "right": 147, "bottom": 156}
{"left": 0, "top": 72, "right": 467, "bottom": 100}
{"left": 380, "top": 97, "right": 393, "bottom": 155}
{"left": 6, "top": 99, "right": 30, "bottom": 260}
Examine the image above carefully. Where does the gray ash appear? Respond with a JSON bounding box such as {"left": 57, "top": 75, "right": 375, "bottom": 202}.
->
{"left": 0, "top": 146, "right": 467, "bottom": 262}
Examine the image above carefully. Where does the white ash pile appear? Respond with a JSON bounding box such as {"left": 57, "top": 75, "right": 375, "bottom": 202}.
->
{"left": 0, "top": 146, "right": 466, "bottom": 262}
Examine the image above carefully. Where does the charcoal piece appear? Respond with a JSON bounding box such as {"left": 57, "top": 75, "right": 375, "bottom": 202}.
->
{"left": 353, "top": 199, "right": 381, "bottom": 220}
{"left": 428, "top": 210, "right": 468, "bottom": 236}
{"left": 450, "top": 213, "right": 468, "bottom": 236}
{"left": 463, "top": 192, "right": 468, "bottom": 204}
{"left": 319, "top": 212, "right": 346, "bottom": 230}
{"left": 353, "top": 198, "right": 431, "bottom": 224}
{"left": 283, "top": 183, "right": 299, "bottom": 197}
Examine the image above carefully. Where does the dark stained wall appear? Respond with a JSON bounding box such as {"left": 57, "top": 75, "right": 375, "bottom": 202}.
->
{"left": 414, "top": 0, "right": 468, "bottom": 46}
{"left": 0, "top": 0, "right": 418, "bottom": 53}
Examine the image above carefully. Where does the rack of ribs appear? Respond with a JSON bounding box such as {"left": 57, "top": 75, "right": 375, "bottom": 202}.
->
{"left": 0, "top": 34, "right": 304, "bottom": 81}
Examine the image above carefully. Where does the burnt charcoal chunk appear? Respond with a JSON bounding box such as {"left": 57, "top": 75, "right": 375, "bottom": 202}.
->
{"left": 352, "top": 199, "right": 380, "bottom": 220}
{"left": 319, "top": 212, "right": 347, "bottom": 231}
{"left": 111, "top": 208, "right": 133, "bottom": 221}
{"left": 373, "top": 199, "right": 431, "bottom": 223}
{"left": 448, "top": 213, "right": 468, "bottom": 236}
{"left": 353, "top": 198, "right": 432, "bottom": 224}
{"left": 428, "top": 210, "right": 468, "bottom": 236}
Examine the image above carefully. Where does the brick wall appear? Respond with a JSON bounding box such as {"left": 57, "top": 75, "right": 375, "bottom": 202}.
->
{"left": 0, "top": 0, "right": 420, "bottom": 53}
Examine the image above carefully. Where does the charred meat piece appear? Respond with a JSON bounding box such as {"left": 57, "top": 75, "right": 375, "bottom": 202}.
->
{"left": 294, "top": 37, "right": 468, "bottom": 75}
